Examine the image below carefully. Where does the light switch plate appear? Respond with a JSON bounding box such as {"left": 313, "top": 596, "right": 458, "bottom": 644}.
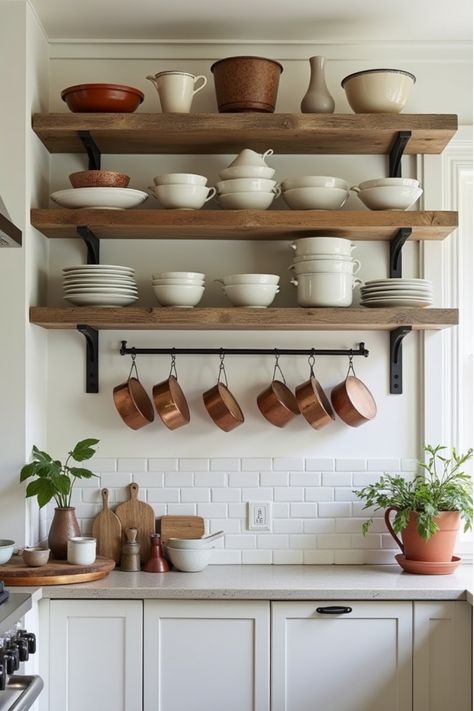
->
{"left": 247, "top": 502, "right": 272, "bottom": 531}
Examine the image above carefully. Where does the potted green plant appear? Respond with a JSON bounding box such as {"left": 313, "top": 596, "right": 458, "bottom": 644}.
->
{"left": 20, "top": 438, "right": 99, "bottom": 559}
{"left": 354, "top": 445, "right": 473, "bottom": 566}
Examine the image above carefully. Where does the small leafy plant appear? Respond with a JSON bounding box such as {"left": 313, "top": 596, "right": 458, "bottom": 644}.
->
{"left": 354, "top": 445, "right": 473, "bottom": 540}
{"left": 20, "top": 439, "right": 99, "bottom": 508}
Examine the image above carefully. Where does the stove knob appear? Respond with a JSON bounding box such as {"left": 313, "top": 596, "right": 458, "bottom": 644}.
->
{"left": 18, "top": 631, "right": 36, "bottom": 654}
{"left": 0, "top": 663, "right": 6, "bottom": 691}
{"left": 0, "top": 651, "right": 16, "bottom": 675}
{"left": 16, "top": 639, "right": 29, "bottom": 663}
{"left": 6, "top": 642, "right": 20, "bottom": 670}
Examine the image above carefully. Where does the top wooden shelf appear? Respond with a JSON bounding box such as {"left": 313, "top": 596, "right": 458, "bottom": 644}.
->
{"left": 32, "top": 113, "right": 458, "bottom": 155}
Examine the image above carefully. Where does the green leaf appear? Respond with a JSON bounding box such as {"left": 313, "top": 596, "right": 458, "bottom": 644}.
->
{"left": 20, "top": 462, "right": 38, "bottom": 481}
{"left": 55, "top": 475, "right": 71, "bottom": 495}
{"left": 26, "top": 480, "right": 43, "bottom": 497}
{"left": 37, "top": 483, "right": 54, "bottom": 508}
{"left": 70, "top": 438, "right": 99, "bottom": 462}
{"left": 32, "top": 446, "right": 52, "bottom": 463}
{"left": 69, "top": 467, "right": 96, "bottom": 479}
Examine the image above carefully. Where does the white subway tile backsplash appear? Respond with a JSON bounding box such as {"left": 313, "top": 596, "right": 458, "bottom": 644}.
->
{"left": 197, "top": 503, "right": 227, "bottom": 518}
{"left": 181, "top": 488, "right": 210, "bottom": 503}
{"left": 81, "top": 488, "right": 101, "bottom": 504}
{"left": 351, "top": 534, "right": 382, "bottom": 550}
{"left": 210, "top": 458, "right": 241, "bottom": 471}
{"left": 117, "top": 458, "right": 147, "bottom": 472}
{"left": 166, "top": 504, "right": 196, "bottom": 516}
{"left": 335, "top": 550, "right": 367, "bottom": 564}
{"left": 209, "top": 519, "right": 241, "bottom": 534}
{"left": 164, "top": 472, "right": 194, "bottom": 487}
{"left": 305, "top": 458, "right": 334, "bottom": 471}
{"left": 242, "top": 487, "right": 273, "bottom": 501}
{"left": 322, "top": 472, "right": 352, "bottom": 486}
{"left": 352, "top": 502, "right": 382, "bottom": 517}
{"left": 273, "top": 519, "right": 304, "bottom": 534}
{"left": 335, "top": 459, "right": 366, "bottom": 471}
{"left": 274, "top": 487, "right": 304, "bottom": 502}
{"left": 211, "top": 550, "right": 242, "bottom": 564}
{"left": 195, "top": 472, "right": 227, "bottom": 487}
{"left": 241, "top": 458, "right": 273, "bottom": 471}
{"left": 290, "top": 472, "right": 322, "bottom": 487}
{"left": 212, "top": 487, "right": 241, "bottom": 503}
{"left": 289, "top": 534, "right": 317, "bottom": 549}
{"left": 367, "top": 458, "right": 400, "bottom": 471}
{"left": 148, "top": 488, "right": 179, "bottom": 503}
{"left": 133, "top": 472, "right": 164, "bottom": 487}
{"left": 273, "top": 457, "right": 304, "bottom": 471}
{"left": 90, "top": 458, "right": 117, "bottom": 473}
{"left": 229, "top": 472, "right": 259, "bottom": 488}
{"left": 179, "top": 458, "right": 209, "bottom": 471}
{"left": 74, "top": 503, "right": 101, "bottom": 518}
{"left": 261, "top": 471, "right": 289, "bottom": 487}
{"left": 100, "top": 472, "right": 132, "bottom": 487}
{"left": 318, "top": 502, "right": 352, "bottom": 518}
{"left": 303, "top": 519, "right": 335, "bottom": 533}
{"left": 150, "top": 504, "right": 167, "bottom": 517}
{"left": 272, "top": 503, "right": 290, "bottom": 518}
{"left": 257, "top": 534, "right": 289, "bottom": 549}
{"left": 334, "top": 488, "right": 359, "bottom": 502}
{"left": 352, "top": 472, "right": 382, "bottom": 486}
{"left": 317, "top": 534, "right": 352, "bottom": 549}
{"left": 290, "top": 502, "right": 317, "bottom": 518}
{"left": 303, "top": 550, "right": 335, "bottom": 564}
{"left": 148, "top": 458, "right": 178, "bottom": 471}
{"left": 273, "top": 550, "right": 303, "bottom": 564}
{"left": 365, "top": 550, "right": 398, "bottom": 565}
{"left": 305, "top": 488, "right": 334, "bottom": 502}
{"left": 226, "top": 535, "right": 256, "bottom": 549}
{"left": 228, "top": 503, "right": 247, "bottom": 518}
{"left": 242, "top": 550, "right": 272, "bottom": 564}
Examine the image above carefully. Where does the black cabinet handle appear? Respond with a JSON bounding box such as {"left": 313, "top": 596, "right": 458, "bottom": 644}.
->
{"left": 316, "top": 606, "right": 353, "bottom": 615}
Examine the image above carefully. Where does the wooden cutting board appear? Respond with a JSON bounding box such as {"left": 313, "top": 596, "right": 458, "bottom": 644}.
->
{"left": 92, "top": 488, "right": 122, "bottom": 564}
{"left": 160, "top": 515, "right": 205, "bottom": 546}
{"left": 115, "top": 482, "right": 155, "bottom": 564}
{"left": 0, "top": 555, "right": 115, "bottom": 586}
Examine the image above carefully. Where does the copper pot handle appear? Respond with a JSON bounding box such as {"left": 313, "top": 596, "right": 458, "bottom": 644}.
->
{"left": 384, "top": 506, "right": 404, "bottom": 553}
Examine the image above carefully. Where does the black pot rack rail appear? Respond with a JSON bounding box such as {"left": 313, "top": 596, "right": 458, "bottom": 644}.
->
{"left": 119, "top": 341, "right": 369, "bottom": 359}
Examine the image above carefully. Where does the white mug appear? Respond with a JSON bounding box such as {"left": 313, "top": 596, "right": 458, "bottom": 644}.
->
{"left": 67, "top": 536, "right": 96, "bottom": 565}
{"left": 146, "top": 71, "right": 207, "bottom": 113}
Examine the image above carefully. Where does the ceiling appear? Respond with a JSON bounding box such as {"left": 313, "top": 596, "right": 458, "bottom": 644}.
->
{"left": 30, "top": 0, "right": 473, "bottom": 42}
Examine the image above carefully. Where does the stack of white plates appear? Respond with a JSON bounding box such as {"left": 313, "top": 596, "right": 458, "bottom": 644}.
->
{"left": 360, "top": 278, "right": 433, "bottom": 308}
{"left": 63, "top": 265, "right": 138, "bottom": 307}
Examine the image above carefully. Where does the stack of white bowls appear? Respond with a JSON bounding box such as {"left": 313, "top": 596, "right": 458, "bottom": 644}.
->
{"left": 360, "top": 278, "right": 433, "bottom": 307}
{"left": 289, "top": 237, "right": 361, "bottom": 307}
{"left": 216, "top": 148, "right": 278, "bottom": 210}
{"left": 148, "top": 173, "right": 216, "bottom": 210}
{"left": 152, "top": 271, "right": 205, "bottom": 307}
{"left": 351, "top": 177, "right": 423, "bottom": 210}
{"left": 281, "top": 176, "right": 349, "bottom": 210}
{"left": 217, "top": 273, "right": 280, "bottom": 308}
{"left": 63, "top": 264, "right": 138, "bottom": 307}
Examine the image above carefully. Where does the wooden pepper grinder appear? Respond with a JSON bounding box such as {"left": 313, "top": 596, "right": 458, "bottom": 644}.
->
{"left": 120, "top": 528, "right": 141, "bottom": 572}
{"left": 143, "top": 534, "right": 170, "bottom": 573}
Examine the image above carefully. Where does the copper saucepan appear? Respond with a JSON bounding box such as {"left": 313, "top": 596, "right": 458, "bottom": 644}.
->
{"left": 203, "top": 354, "right": 244, "bottom": 432}
{"left": 295, "top": 358, "right": 335, "bottom": 430}
{"left": 331, "top": 358, "right": 377, "bottom": 427}
{"left": 152, "top": 355, "right": 190, "bottom": 430}
{"left": 257, "top": 355, "right": 299, "bottom": 428}
{"left": 113, "top": 356, "right": 154, "bottom": 430}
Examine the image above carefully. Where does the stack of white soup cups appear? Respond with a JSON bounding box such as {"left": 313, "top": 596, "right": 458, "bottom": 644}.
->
{"left": 290, "top": 237, "right": 361, "bottom": 307}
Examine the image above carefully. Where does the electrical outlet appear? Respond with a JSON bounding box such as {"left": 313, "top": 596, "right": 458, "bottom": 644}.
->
{"left": 248, "top": 502, "right": 272, "bottom": 531}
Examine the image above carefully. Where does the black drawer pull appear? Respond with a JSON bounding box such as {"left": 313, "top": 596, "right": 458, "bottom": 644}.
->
{"left": 316, "top": 606, "right": 353, "bottom": 615}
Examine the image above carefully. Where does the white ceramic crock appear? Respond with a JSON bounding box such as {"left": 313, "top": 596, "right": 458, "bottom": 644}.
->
{"left": 291, "top": 237, "right": 355, "bottom": 256}
{"left": 291, "top": 272, "right": 362, "bottom": 307}
{"left": 291, "top": 258, "right": 361, "bottom": 275}
{"left": 67, "top": 537, "right": 96, "bottom": 565}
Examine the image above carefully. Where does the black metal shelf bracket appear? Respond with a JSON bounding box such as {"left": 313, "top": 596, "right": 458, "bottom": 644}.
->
{"left": 119, "top": 341, "right": 369, "bottom": 358}
{"left": 388, "top": 130, "right": 412, "bottom": 178}
{"left": 390, "top": 326, "right": 412, "bottom": 394}
{"left": 77, "top": 226, "right": 100, "bottom": 264}
{"left": 78, "top": 131, "right": 101, "bottom": 171}
{"left": 77, "top": 325, "right": 99, "bottom": 393}
{"left": 389, "top": 227, "right": 412, "bottom": 278}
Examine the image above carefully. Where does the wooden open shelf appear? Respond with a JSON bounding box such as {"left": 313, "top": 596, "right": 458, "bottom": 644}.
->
{"left": 29, "top": 307, "right": 458, "bottom": 331}
{"left": 32, "top": 113, "right": 458, "bottom": 155}
{"left": 31, "top": 209, "right": 458, "bottom": 241}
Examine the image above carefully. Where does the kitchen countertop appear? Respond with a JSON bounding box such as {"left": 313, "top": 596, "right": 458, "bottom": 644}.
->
{"left": 0, "top": 592, "right": 32, "bottom": 633}
{"left": 26, "top": 564, "right": 473, "bottom": 602}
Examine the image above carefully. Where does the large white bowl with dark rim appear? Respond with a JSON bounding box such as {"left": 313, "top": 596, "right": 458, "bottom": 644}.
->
{"left": 292, "top": 237, "right": 355, "bottom": 256}
{"left": 167, "top": 545, "right": 211, "bottom": 572}
{"left": 218, "top": 166, "right": 275, "bottom": 181}
{"left": 282, "top": 187, "right": 349, "bottom": 210}
{"left": 341, "top": 68, "right": 416, "bottom": 113}
{"left": 0, "top": 539, "right": 15, "bottom": 564}
{"left": 216, "top": 178, "right": 277, "bottom": 194}
{"left": 281, "top": 176, "right": 348, "bottom": 191}
{"left": 352, "top": 185, "right": 423, "bottom": 210}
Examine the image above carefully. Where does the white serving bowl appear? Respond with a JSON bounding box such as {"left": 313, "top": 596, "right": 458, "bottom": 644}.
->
{"left": 222, "top": 273, "right": 280, "bottom": 286}
{"left": 153, "top": 284, "right": 205, "bottom": 307}
{"left": 153, "top": 278, "right": 205, "bottom": 286}
{"left": 223, "top": 283, "right": 279, "bottom": 307}
{"left": 167, "top": 545, "right": 211, "bottom": 572}
{"left": 152, "top": 271, "right": 205, "bottom": 280}
{"left": 218, "top": 191, "right": 276, "bottom": 210}
{"left": 282, "top": 187, "right": 349, "bottom": 210}
{"left": 148, "top": 184, "right": 216, "bottom": 209}
{"left": 153, "top": 173, "right": 208, "bottom": 186}
{"left": 281, "top": 176, "right": 348, "bottom": 191}
{"left": 228, "top": 148, "right": 273, "bottom": 167}
{"left": 0, "top": 539, "right": 15, "bottom": 564}
{"left": 51, "top": 188, "right": 148, "bottom": 210}
{"left": 357, "top": 177, "right": 420, "bottom": 191}
{"left": 291, "top": 272, "right": 362, "bottom": 307}
{"left": 292, "top": 253, "right": 355, "bottom": 263}
{"left": 216, "top": 178, "right": 277, "bottom": 194}
{"left": 291, "top": 258, "right": 361, "bottom": 275}
{"left": 352, "top": 185, "right": 423, "bottom": 210}
{"left": 341, "top": 68, "right": 416, "bottom": 113}
{"left": 292, "top": 237, "right": 355, "bottom": 257}
{"left": 218, "top": 166, "right": 275, "bottom": 181}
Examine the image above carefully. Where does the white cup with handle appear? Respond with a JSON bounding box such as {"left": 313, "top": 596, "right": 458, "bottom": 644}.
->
{"left": 146, "top": 71, "right": 207, "bottom": 113}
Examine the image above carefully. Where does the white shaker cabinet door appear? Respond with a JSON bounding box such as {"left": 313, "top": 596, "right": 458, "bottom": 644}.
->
{"left": 413, "top": 601, "right": 472, "bottom": 711}
{"left": 48, "top": 599, "right": 143, "bottom": 711}
{"left": 144, "top": 600, "right": 270, "bottom": 711}
{"left": 272, "top": 600, "right": 412, "bottom": 711}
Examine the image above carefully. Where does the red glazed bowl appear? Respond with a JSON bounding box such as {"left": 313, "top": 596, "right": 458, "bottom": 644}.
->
{"left": 61, "top": 83, "right": 144, "bottom": 113}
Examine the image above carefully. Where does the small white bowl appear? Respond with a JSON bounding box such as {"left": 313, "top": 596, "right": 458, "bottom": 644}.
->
{"left": 148, "top": 184, "right": 216, "bottom": 210}
{"left": 216, "top": 178, "right": 277, "bottom": 194}
{"left": 357, "top": 177, "right": 420, "bottom": 191}
{"left": 292, "top": 253, "right": 355, "bottom": 263}
{"left": 291, "top": 258, "right": 361, "bottom": 275}
{"left": 0, "top": 539, "right": 15, "bottom": 564}
{"left": 153, "top": 173, "right": 208, "bottom": 186}
{"left": 352, "top": 185, "right": 423, "bottom": 210}
{"left": 223, "top": 283, "right": 279, "bottom": 307}
{"left": 292, "top": 237, "right": 355, "bottom": 256}
{"left": 167, "top": 545, "right": 211, "bottom": 572}
{"left": 281, "top": 176, "right": 348, "bottom": 191}
{"left": 152, "top": 278, "right": 205, "bottom": 286}
{"left": 153, "top": 284, "right": 204, "bottom": 307}
{"left": 341, "top": 68, "right": 416, "bottom": 113}
{"left": 218, "top": 191, "right": 276, "bottom": 210}
{"left": 218, "top": 166, "right": 275, "bottom": 181}
{"left": 222, "top": 273, "right": 280, "bottom": 286}
{"left": 152, "top": 271, "right": 205, "bottom": 280}
{"left": 282, "top": 187, "right": 349, "bottom": 210}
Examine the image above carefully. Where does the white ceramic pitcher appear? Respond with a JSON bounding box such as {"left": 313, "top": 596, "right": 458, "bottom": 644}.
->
{"left": 146, "top": 71, "right": 207, "bottom": 113}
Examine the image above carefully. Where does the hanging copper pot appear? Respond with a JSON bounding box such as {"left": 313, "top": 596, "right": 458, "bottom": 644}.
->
{"left": 331, "top": 357, "right": 377, "bottom": 427}
{"left": 203, "top": 353, "right": 244, "bottom": 432}
{"left": 153, "top": 354, "right": 190, "bottom": 430}
{"left": 257, "top": 353, "right": 299, "bottom": 427}
{"left": 295, "top": 355, "right": 335, "bottom": 429}
{"left": 113, "top": 355, "right": 154, "bottom": 430}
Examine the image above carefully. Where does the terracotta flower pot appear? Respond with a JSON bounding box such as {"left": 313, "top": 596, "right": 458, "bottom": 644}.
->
{"left": 385, "top": 507, "right": 460, "bottom": 562}
{"left": 48, "top": 507, "right": 81, "bottom": 560}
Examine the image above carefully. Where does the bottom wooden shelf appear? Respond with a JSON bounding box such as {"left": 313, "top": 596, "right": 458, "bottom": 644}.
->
{"left": 29, "top": 306, "right": 458, "bottom": 331}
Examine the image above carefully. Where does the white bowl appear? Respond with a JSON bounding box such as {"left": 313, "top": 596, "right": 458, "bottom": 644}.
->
{"left": 167, "top": 545, "right": 211, "bottom": 572}
{"left": 223, "top": 283, "right": 279, "bottom": 307}
{"left": 218, "top": 166, "right": 275, "bottom": 181}
{"left": 282, "top": 187, "right": 349, "bottom": 210}
{"left": 341, "top": 68, "right": 416, "bottom": 113}
{"left": 51, "top": 188, "right": 148, "bottom": 210}
{"left": 152, "top": 278, "right": 205, "bottom": 286}
{"left": 228, "top": 148, "right": 273, "bottom": 167}
{"left": 0, "top": 539, "right": 15, "bottom": 564}
{"left": 357, "top": 177, "right": 420, "bottom": 191}
{"left": 222, "top": 273, "right": 280, "bottom": 286}
{"left": 148, "top": 184, "right": 216, "bottom": 209}
{"left": 152, "top": 271, "right": 205, "bottom": 280}
{"left": 352, "top": 185, "right": 423, "bottom": 210}
{"left": 292, "top": 253, "right": 355, "bottom": 263}
{"left": 153, "top": 173, "right": 208, "bottom": 186}
{"left": 153, "top": 284, "right": 205, "bottom": 307}
{"left": 216, "top": 178, "right": 276, "bottom": 194}
{"left": 218, "top": 191, "right": 276, "bottom": 210}
{"left": 281, "top": 176, "right": 348, "bottom": 191}
{"left": 291, "top": 272, "right": 362, "bottom": 307}
{"left": 292, "top": 237, "right": 355, "bottom": 256}
{"left": 291, "top": 258, "right": 361, "bottom": 275}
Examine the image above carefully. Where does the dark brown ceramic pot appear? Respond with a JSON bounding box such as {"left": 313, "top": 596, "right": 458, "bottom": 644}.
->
{"left": 48, "top": 507, "right": 80, "bottom": 560}
{"left": 61, "top": 83, "right": 144, "bottom": 113}
{"left": 210, "top": 56, "right": 283, "bottom": 112}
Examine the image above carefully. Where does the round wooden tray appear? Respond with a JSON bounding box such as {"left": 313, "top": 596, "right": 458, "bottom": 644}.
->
{"left": 0, "top": 555, "right": 115, "bottom": 586}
